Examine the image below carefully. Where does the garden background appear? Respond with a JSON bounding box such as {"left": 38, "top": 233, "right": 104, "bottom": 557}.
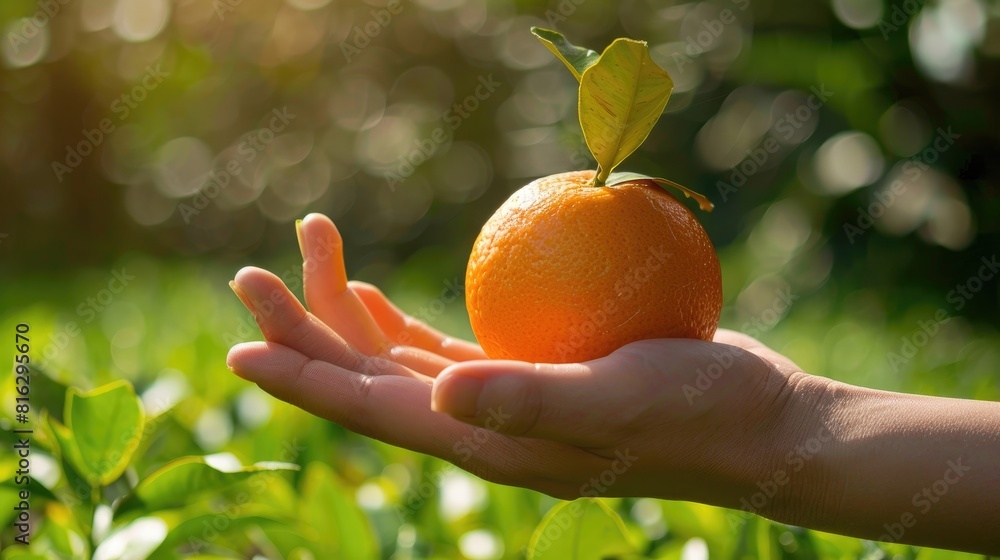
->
{"left": 1, "top": 0, "right": 999, "bottom": 557}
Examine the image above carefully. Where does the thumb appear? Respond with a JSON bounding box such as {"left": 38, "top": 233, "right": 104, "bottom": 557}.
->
{"left": 431, "top": 358, "right": 628, "bottom": 447}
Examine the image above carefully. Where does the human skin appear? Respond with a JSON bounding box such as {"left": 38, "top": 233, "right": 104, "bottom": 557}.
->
{"left": 226, "top": 213, "right": 1000, "bottom": 555}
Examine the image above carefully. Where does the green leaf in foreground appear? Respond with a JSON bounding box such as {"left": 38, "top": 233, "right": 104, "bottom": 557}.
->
{"left": 527, "top": 499, "right": 637, "bottom": 559}
{"left": 607, "top": 171, "right": 714, "bottom": 211}
{"left": 579, "top": 38, "right": 673, "bottom": 186}
{"left": 115, "top": 454, "right": 300, "bottom": 516}
{"left": 147, "top": 510, "right": 290, "bottom": 560}
{"left": 531, "top": 27, "right": 600, "bottom": 82}
{"left": 65, "top": 380, "right": 145, "bottom": 487}
{"left": 300, "top": 462, "right": 379, "bottom": 559}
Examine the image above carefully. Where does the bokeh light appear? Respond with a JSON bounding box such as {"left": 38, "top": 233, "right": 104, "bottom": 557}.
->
{"left": 909, "top": 0, "right": 986, "bottom": 83}
{"left": 112, "top": 0, "right": 171, "bottom": 42}
{"left": 814, "top": 131, "right": 885, "bottom": 194}
{"left": 2, "top": 19, "right": 50, "bottom": 68}
{"left": 831, "top": 0, "right": 883, "bottom": 30}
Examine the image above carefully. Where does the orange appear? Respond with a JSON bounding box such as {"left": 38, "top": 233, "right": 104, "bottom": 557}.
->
{"left": 465, "top": 169, "right": 722, "bottom": 363}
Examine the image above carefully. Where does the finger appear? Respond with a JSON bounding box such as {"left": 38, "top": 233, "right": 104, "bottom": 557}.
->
{"left": 350, "top": 281, "right": 487, "bottom": 361}
{"left": 385, "top": 344, "right": 457, "bottom": 377}
{"left": 431, "top": 355, "right": 636, "bottom": 447}
{"left": 227, "top": 341, "right": 458, "bottom": 453}
{"left": 230, "top": 266, "right": 432, "bottom": 384}
{"left": 227, "top": 341, "right": 577, "bottom": 489}
{"left": 296, "top": 213, "right": 391, "bottom": 356}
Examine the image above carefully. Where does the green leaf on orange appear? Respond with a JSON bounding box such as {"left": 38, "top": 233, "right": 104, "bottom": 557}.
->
{"left": 579, "top": 38, "right": 674, "bottom": 186}
{"left": 530, "top": 27, "right": 600, "bottom": 82}
{"left": 607, "top": 171, "right": 714, "bottom": 212}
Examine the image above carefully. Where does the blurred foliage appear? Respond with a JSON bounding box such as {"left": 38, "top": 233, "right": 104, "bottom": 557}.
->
{"left": 2, "top": 0, "right": 1000, "bottom": 557}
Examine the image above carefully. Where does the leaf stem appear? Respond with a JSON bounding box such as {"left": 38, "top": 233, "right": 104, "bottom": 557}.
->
{"left": 593, "top": 166, "right": 607, "bottom": 188}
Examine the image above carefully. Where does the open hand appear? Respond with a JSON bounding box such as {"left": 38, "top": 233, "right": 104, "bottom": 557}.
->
{"left": 226, "top": 213, "right": 819, "bottom": 508}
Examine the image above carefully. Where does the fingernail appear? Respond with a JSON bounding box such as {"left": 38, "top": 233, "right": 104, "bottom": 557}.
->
{"left": 225, "top": 354, "right": 240, "bottom": 376}
{"left": 295, "top": 219, "right": 306, "bottom": 260}
{"left": 436, "top": 375, "right": 484, "bottom": 418}
{"left": 229, "top": 280, "right": 257, "bottom": 316}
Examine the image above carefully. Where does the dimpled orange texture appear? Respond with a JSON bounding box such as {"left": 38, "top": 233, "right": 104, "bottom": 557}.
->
{"left": 466, "top": 170, "right": 722, "bottom": 363}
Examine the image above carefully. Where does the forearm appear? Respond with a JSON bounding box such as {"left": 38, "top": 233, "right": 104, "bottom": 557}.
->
{"left": 769, "top": 376, "right": 1000, "bottom": 554}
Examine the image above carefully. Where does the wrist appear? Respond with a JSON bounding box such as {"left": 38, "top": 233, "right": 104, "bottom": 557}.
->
{"left": 728, "top": 370, "right": 858, "bottom": 526}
